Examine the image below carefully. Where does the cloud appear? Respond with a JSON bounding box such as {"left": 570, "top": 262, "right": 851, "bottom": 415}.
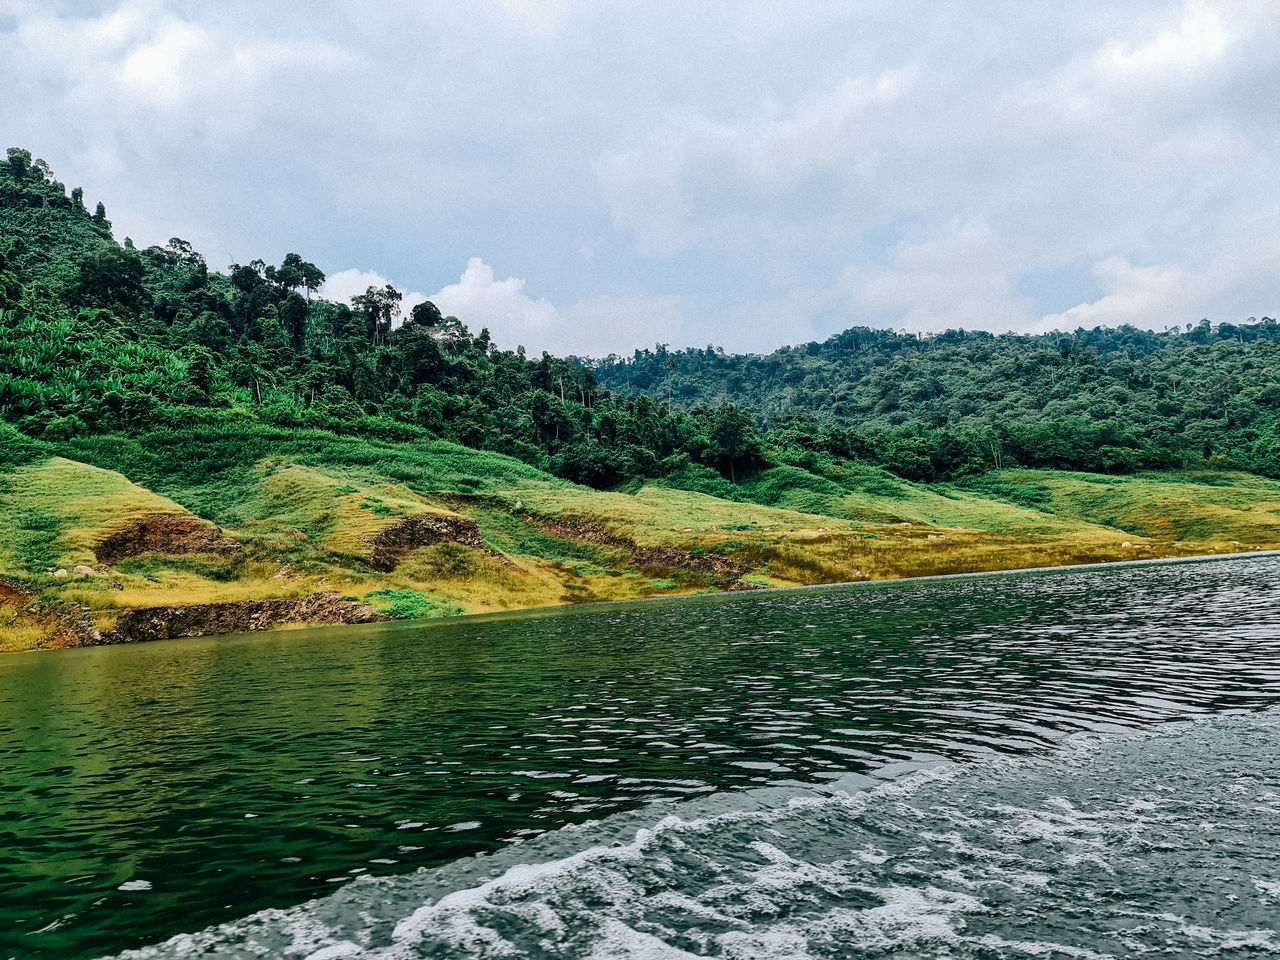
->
{"left": 852, "top": 223, "right": 1032, "bottom": 334}
{"left": 1035, "top": 235, "right": 1280, "bottom": 333}
{"left": 6, "top": 2, "right": 1280, "bottom": 355}
{"left": 1096, "top": 0, "right": 1228, "bottom": 76}
{"left": 319, "top": 268, "right": 428, "bottom": 319}
{"left": 595, "top": 68, "right": 913, "bottom": 257}
{"left": 1037, "top": 258, "right": 1194, "bottom": 331}
{"left": 430, "top": 257, "right": 558, "bottom": 341}
{"left": 428, "top": 258, "right": 684, "bottom": 356}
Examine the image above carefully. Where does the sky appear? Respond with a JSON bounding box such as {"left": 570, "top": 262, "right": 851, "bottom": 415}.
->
{"left": 3, "top": 0, "right": 1280, "bottom": 356}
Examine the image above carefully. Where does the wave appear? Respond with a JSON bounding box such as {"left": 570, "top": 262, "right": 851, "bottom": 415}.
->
{"left": 110, "top": 709, "right": 1280, "bottom": 959}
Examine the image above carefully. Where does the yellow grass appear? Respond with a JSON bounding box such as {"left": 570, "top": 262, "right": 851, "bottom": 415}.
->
{"left": 5, "top": 453, "right": 1280, "bottom": 651}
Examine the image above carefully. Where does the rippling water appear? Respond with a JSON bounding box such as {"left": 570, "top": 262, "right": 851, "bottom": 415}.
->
{"left": 2, "top": 554, "right": 1279, "bottom": 959}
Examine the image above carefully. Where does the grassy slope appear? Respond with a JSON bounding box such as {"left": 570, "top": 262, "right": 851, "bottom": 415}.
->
{"left": 3, "top": 421, "right": 1280, "bottom": 651}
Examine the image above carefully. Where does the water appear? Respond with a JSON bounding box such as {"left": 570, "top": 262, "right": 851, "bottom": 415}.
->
{"left": 1, "top": 554, "right": 1278, "bottom": 959}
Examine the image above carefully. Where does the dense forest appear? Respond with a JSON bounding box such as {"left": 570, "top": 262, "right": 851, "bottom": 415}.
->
{"left": 591, "top": 324, "right": 1280, "bottom": 480}
{"left": 2, "top": 146, "right": 1278, "bottom": 491}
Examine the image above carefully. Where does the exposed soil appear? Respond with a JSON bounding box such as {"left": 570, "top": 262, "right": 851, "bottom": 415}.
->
{"left": 365, "top": 513, "right": 489, "bottom": 572}
{"left": 0, "top": 577, "right": 29, "bottom": 605}
{"left": 101, "top": 593, "right": 384, "bottom": 644}
{"left": 96, "top": 514, "right": 243, "bottom": 565}
{"left": 534, "top": 515, "right": 747, "bottom": 577}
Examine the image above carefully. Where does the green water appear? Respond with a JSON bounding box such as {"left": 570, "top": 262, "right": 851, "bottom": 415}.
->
{"left": 2, "top": 555, "right": 1279, "bottom": 958}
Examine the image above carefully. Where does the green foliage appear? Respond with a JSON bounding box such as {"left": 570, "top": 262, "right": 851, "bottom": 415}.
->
{"left": 365, "top": 588, "right": 461, "bottom": 620}
{"left": 3, "top": 147, "right": 1279, "bottom": 505}
{"left": 595, "top": 325, "right": 1280, "bottom": 481}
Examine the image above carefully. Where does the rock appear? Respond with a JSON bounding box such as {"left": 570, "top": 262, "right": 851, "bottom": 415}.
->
{"left": 73, "top": 565, "right": 95, "bottom": 576}
{"left": 53, "top": 569, "right": 68, "bottom": 578}
{"left": 365, "top": 513, "right": 489, "bottom": 572}
{"left": 1121, "top": 541, "right": 1132, "bottom": 548}
{"left": 96, "top": 514, "right": 242, "bottom": 565}
{"left": 102, "top": 593, "right": 384, "bottom": 644}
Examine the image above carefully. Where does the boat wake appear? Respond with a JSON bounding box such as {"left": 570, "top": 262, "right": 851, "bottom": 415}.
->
{"left": 112, "top": 708, "right": 1280, "bottom": 959}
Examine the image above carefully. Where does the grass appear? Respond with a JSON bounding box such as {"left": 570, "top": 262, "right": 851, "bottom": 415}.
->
{"left": 0, "top": 457, "right": 191, "bottom": 573}
{"left": 0, "top": 603, "right": 44, "bottom": 653}
{"left": 956, "top": 469, "right": 1280, "bottom": 545}
{"left": 365, "top": 589, "right": 463, "bottom": 620}
{"left": 4, "top": 417, "right": 1280, "bottom": 651}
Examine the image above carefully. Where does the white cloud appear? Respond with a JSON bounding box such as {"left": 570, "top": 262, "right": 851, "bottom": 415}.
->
{"left": 10, "top": 2, "right": 357, "bottom": 140}
{"left": 852, "top": 224, "right": 1031, "bottom": 333}
{"left": 488, "top": 0, "right": 572, "bottom": 36}
{"left": 1035, "top": 237, "right": 1280, "bottom": 333}
{"left": 428, "top": 258, "right": 684, "bottom": 356}
{"left": 7, "top": 2, "right": 1280, "bottom": 354}
{"left": 1097, "top": 0, "right": 1228, "bottom": 76}
{"left": 1037, "top": 258, "right": 1194, "bottom": 331}
{"left": 595, "top": 68, "right": 913, "bottom": 257}
{"left": 430, "top": 257, "right": 558, "bottom": 341}
{"left": 319, "top": 268, "right": 428, "bottom": 319}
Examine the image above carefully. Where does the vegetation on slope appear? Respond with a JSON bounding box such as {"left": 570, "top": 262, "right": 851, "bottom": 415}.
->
{"left": 3, "top": 147, "right": 1280, "bottom": 652}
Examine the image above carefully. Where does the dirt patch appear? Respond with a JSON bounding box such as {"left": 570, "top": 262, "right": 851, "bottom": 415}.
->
{"left": 96, "top": 514, "right": 242, "bottom": 565}
{"left": 365, "top": 514, "right": 489, "bottom": 572}
{"left": 0, "top": 577, "right": 30, "bottom": 605}
{"left": 102, "top": 593, "right": 384, "bottom": 643}
{"left": 534, "top": 515, "right": 747, "bottom": 577}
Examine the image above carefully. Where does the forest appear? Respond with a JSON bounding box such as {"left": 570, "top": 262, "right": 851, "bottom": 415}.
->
{"left": 3, "top": 146, "right": 1278, "bottom": 494}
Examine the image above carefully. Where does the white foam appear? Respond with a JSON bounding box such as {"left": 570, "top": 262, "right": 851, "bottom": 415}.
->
{"left": 109, "top": 709, "right": 1280, "bottom": 960}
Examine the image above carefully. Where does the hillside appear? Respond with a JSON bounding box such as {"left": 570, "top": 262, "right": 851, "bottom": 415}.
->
{"left": 4, "top": 147, "right": 1280, "bottom": 651}
{"left": 590, "top": 325, "right": 1280, "bottom": 480}
{"left": 4, "top": 415, "right": 1279, "bottom": 652}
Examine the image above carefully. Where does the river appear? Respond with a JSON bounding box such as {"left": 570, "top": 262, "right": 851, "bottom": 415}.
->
{"left": 2, "top": 554, "right": 1278, "bottom": 958}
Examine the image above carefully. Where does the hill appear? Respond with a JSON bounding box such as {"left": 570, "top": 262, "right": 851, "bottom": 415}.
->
{"left": 590, "top": 324, "right": 1280, "bottom": 480}
{"left": 3, "top": 146, "right": 1280, "bottom": 651}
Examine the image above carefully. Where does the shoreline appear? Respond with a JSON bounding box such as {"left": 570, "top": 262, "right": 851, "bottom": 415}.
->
{"left": 8, "top": 545, "right": 1277, "bottom": 656}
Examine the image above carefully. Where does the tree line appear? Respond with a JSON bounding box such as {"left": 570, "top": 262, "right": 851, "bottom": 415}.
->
{"left": 3, "top": 146, "right": 1276, "bottom": 490}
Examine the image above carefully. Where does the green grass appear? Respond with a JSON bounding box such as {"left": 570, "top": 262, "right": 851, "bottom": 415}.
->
{"left": 365, "top": 588, "right": 462, "bottom": 620}
{"left": 956, "top": 469, "right": 1280, "bottom": 544}
{"left": 6, "top": 416, "right": 1280, "bottom": 651}
{"left": 0, "top": 457, "right": 193, "bottom": 573}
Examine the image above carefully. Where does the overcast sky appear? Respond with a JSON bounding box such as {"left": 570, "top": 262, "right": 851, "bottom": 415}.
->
{"left": 4, "top": 1, "right": 1279, "bottom": 355}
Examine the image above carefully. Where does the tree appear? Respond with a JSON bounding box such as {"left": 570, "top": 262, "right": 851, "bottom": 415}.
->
{"left": 408, "top": 300, "right": 443, "bottom": 328}
{"left": 704, "top": 403, "right": 763, "bottom": 482}
{"left": 5, "top": 148, "right": 32, "bottom": 181}
{"left": 352, "top": 284, "right": 402, "bottom": 345}
{"left": 68, "top": 247, "right": 149, "bottom": 315}
{"left": 279, "top": 292, "right": 309, "bottom": 349}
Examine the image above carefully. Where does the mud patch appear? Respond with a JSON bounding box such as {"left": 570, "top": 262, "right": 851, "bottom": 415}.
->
{"left": 534, "top": 516, "right": 747, "bottom": 577}
{"left": 96, "top": 515, "right": 242, "bottom": 565}
{"left": 365, "top": 514, "right": 488, "bottom": 572}
{"left": 102, "top": 593, "right": 383, "bottom": 643}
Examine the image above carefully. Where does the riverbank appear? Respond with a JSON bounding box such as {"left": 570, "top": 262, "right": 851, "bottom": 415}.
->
{"left": 4, "top": 442, "right": 1280, "bottom": 652}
